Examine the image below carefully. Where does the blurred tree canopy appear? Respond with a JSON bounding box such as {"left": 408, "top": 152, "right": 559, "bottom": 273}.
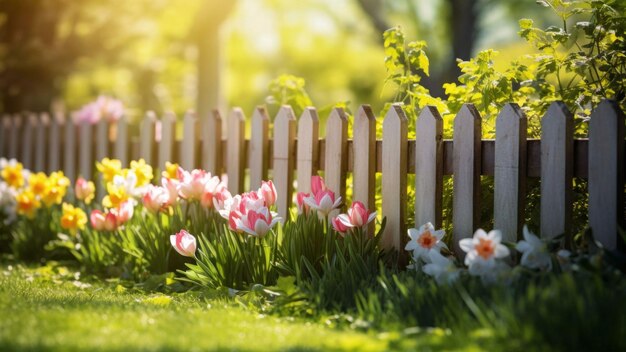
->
{"left": 0, "top": 0, "right": 553, "bottom": 117}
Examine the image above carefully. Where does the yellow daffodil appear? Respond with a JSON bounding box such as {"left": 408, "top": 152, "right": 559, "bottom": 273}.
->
{"left": 130, "top": 159, "right": 153, "bottom": 186}
{"left": 16, "top": 190, "right": 40, "bottom": 218}
{"left": 102, "top": 182, "right": 129, "bottom": 209}
{"left": 96, "top": 158, "right": 123, "bottom": 184}
{"left": 60, "top": 203, "right": 87, "bottom": 235}
{"left": 1, "top": 162, "right": 24, "bottom": 188}
{"left": 41, "top": 186, "right": 65, "bottom": 207}
{"left": 162, "top": 162, "right": 179, "bottom": 180}
{"left": 28, "top": 172, "right": 49, "bottom": 196}
{"left": 48, "top": 171, "right": 70, "bottom": 189}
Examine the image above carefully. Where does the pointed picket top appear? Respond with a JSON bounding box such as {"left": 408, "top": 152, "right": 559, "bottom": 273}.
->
{"left": 352, "top": 105, "right": 376, "bottom": 211}
{"left": 452, "top": 104, "right": 482, "bottom": 256}
{"left": 34, "top": 113, "right": 48, "bottom": 172}
{"left": 273, "top": 106, "right": 297, "bottom": 220}
{"left": 48, "top": 111, "right": 63, "bottom": 172}
{"left": 227, "top": 108, "right": 246, "bottom": 194}
{"left": 415, "top": 105, "right": 443, "bottom": 229}
{"left": 249, "top": 106, "right": 270, "bottom": 189}
{"left": 324, "top": 107, "right": 348, "bottom": 218}
{"left": 494, "top": 103, "right": 527, "bottom": 243}
{"left": 114, "top": 115, "right": 129, "bottom": 166}
{"left": 202, "top": 110, "right": 223, "bottom": 174}
{"left": 381, "top": 104, "right": 408, "bottom": 253}
{"left": 139, "top": 111, "right": 157, "bottom": 165}
{"left": 540, "top": 101, "right": 573, "bottom": 240}
{"left": 296, "top": 107, "right": 319, "bottom": 194}
{"left": 180, "top": 111, "right": 197, "bottom": 170}
{"left": 158, "top": 112, "right": 176, "bottom": 171}
{"left": 588, "top": 99, "right": 624, "bottom": 250}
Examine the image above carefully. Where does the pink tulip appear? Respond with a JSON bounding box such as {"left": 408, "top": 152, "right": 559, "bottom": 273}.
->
{"left": 170, "top": 229, "right": 197, "bottom": 257}
{"left": 257, "top": 180, "right": 277, "bottom": 207}
{"left": 111, "top": 200, "right": 134, "bottom": 224}
{"left": 90, "top": 210, "right": 118, "bottom": 231}
{"left": 296, "top": 192, "right": 310, "bottom": 215}
{"left": 200, "top": 176, "right": 225, "bottom": 208}
{"left": 177, "top": 168, "right": 210, "bottom": 201}
{"left": 142, "top": 185, "right": 169, "bottom": 213}
{"left": 161, "top": 177, "right": 179, "bottom": 205}
{"left": 311, "top": 176, "right": 327, "bottom": 196}
{"left": 75, "top": 177, "right": 95, "bottom": 203}
{"left": 337, "top": 201, "right": 376, "bottom": 228}
{"left": 213, "top": 188, "right": 233, "bottom": 213}
{"left": 304, "top": 190, "right": 342, "bottom": 217}
{"left": 235, "top": 207, "right": 281, "bottom": 238}
{"left": 331, "top": 216, "right": 349, "bottom": 235}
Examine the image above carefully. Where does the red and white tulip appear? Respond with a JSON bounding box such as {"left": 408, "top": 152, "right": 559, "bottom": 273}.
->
{"left": 170, "top": 229, "right": 197, "bottom": 257}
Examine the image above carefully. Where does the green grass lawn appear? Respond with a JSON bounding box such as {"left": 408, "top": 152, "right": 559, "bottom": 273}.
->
{"left": 0, "top": 262, "right": 464, "bottom": 352}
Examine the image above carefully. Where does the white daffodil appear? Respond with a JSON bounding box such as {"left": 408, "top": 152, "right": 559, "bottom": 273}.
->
{"left": 515, "top": 225, "right": 552, "bottom": 270}
{"left": 459, "top": 228, "right": 510, "bottom": 276}
{"left": 422, "top": 250, "right": 460, "bottom": 284}
{"left": 405, "top": 222, "right": 447, "bottom": 263}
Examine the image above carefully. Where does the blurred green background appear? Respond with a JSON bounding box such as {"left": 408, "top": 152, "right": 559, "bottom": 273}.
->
{"left": 0, "top": 0, "right": 552, "bottom": 119}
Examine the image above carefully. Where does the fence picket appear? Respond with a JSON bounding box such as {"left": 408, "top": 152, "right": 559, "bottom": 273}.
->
{"left": 227, "top": 108, "right": 246, "bottom": 194}
{"left": 249, "top": 106, "right": 270, "bottom": 189}
{"left": 0, "top": 115, "right": 8, "bottom": 157}
{"left": 8, "top": 115, "right": 20, "bottom": 159}
{"left": 588, "top": 100, "right": 624, "bottom": 250}
{"left": 20, "top": 114, "right": 35, "bottom": 169}
{"left": 415, "top": 106, "right": 443, "bottom": 228}
{"left": 273, "top": 106, "right": 296, "bottom": 220}
{"left": 296, "top": 108, "right": 319, "bottom": 194}
{"left": 114, "top": 116, "right": 129, "bottom": 166}
{"left": 324, "top": 108, "right": 348, "bottom": 218}
{"left": 35, "top": 113, "right": 48, "bottom": 172}
{"left": 180, "top": 111, "right": 197, "bottom": 170}
{"left": 452, "top": 104, "right": 482, "bottom": 255}
{"left": 202, "top": 110, "right": 223, "bottom": 174}
{"left": 541, "top": 102, "right": 573, "bottom": 239}
{"left": 139, "top": 112, "right": 156, "bottom": 165}
{"left": 382, "top": 104, "right": 408, "bottom": 252}
{"left": 352, "top": 105, "right": 376, "bottom": 211}
{"left": 94, "top": 119, "right": 108, "bottom": 199}
{"left": 494, "top": 103, "right": 527, "bottom": 242}
{"left": 48, "top": 112, "right": 62, "bottom": 172}
{"left": 158, "top": 113, "right": 175, "bottom": 171}
{"left": 79, "top": 121, "right": 93, "bottom": 180}
{"left": 64, "top": 113, "right": 77, "bottom": 182}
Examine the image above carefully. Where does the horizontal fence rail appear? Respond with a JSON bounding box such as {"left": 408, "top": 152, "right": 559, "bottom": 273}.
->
{"left": 1, "top": 101, "right": 624, "bottom": 252}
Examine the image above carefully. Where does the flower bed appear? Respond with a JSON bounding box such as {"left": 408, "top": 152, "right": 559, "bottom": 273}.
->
{"left": 0, "top": 157, "right": 625, "bottom": 350}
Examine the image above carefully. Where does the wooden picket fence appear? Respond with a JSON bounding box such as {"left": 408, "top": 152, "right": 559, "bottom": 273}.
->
{"left": 0, "top": 101, "right": 624, "bottom": 253}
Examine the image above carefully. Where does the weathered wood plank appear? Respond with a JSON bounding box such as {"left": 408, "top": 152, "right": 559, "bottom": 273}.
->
{"left": 94, "top": 118, "right": 108, "bottom": 199}
{"left": 8, "top": 115, "right": 21, "bottom": 159}
{"left": 180, "top": 111, "right": 197, "bottom": 170}
{"left": 139, "top": 112, "right": 156, "bottom": 166}
{"left": 64, "top": 113, "right": 77, "bottom": 182}
{"left": 494, "top": 103, "right": 527, "bottom": 242}
{"left": 540, "top": 102, "right": 573, "bottom": 239}
{"left": 20, "top": 114, "right": 36, "bottom": 169}
{"left": 452, "top": 104, "right": 482, "bottom": 256}
{"left": 158, "top": 112, "right": 175, "bottom": 171}
{"left": 34, "top": 113, "right": 47, "bottom": 172}
{"left": 296, "top": 107, "right": 319, "bottom": 194}
{"left": 114, "top": 116, "right": 129, "bottom": 166}
{"left": 352, "top": 105, "right": 376, "bottom": 211}
{"left": 324, "top": 107, "right": 348, "bottom": 218}
{"left": 249, "top": 106, "right": 270, "bottom": 189}
{"left": 227, "top": 108, "right": 246, "bottom": 194}
{"left": 78, "top": 121, "right": 93, "bottom": 180}
{"left": 48, "top": 112, "right": 62, "bottom": 173}
{"left": 588, "top": 100, "right": 624, "bottom": 250}
{"left": 414, "top": 106, "right": 443, "bottom": 228}
{"left": 381, "top": 104, "right": 408, "bottom": 252}
{"left": 202, "top": 110, "right": 223, "bottom": 175}
{"left": 273, "top": 106, "right": 296, "bottom": 220}
{"left": 0, "top": 115, "right": 7, "bottom": 158}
